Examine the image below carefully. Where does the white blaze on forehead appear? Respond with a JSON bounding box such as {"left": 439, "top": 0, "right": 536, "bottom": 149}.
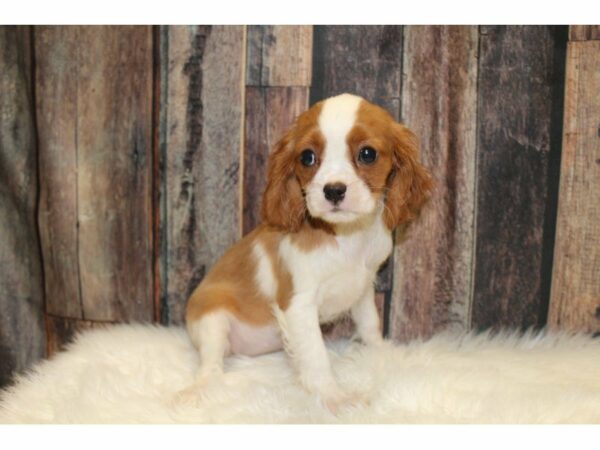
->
{"left": 318, "top": 94, "right": 363, "bottom": 159}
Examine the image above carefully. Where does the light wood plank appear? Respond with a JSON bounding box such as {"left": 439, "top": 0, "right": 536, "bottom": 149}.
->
{"left": 549, "top": 40, "right": 600, "bottom": 334}
{"left": 161, "top": 26, "right": 245, "bottom": 324}
{"left": 569, "top": 25, "right": 600, "bottom": 41}
{"left": 75, "top": 26, "right": 154, "bottom": 322}
{"left": 36, "top": 26, "right": 82, "bottom": 318}
{"left": 390, "top": 26, "right": 478, "bottom": 342}
{"left": 246, "top": 25, "right": 312, "bottom": 87}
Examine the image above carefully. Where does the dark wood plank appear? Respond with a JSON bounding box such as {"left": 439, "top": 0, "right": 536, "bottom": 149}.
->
{"left": 160, "top": 26, "right": 245, "bottom": 324}
{"left": 549, "top": 40, "right": 600, "bottom": 334}
{"left": 0, "top": 26, "right": 46, "bottom": 387}
{"left": 471, "top": 26, "right": 568, "bottom": 331}
{"left": 569, "top": 25, "right": 600, "bottom": 41}
{"left": 243, "top": 87, "right": 309, "bottom": 234}
{"left": 390, "top": 26, "right": 478, "bottom": 342}
{"left": 246, "top": 26, "right": 312, "bottom": 87}
{"left": 35, "top": 26, "right": 82, "bottom": 318}
{"left": 311, "top": 25, "right": 403, "bottom": 296}
{"left": 46, "top": 315, "right": 108, "bottom": 356}
{"left": 311, "top": 25, "right": 402, "bottom": 116}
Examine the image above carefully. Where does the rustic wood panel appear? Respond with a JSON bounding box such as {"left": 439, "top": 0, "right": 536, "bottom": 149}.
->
{"left": 243, "top": 88, "right": 309, "bottom": 234}
{"left": 311, "top": 25, "right": 403, "bottom": 297}
{"left": 0, "top": 26, "right": 46, "bottom": 387}
{"left": 471, "top": 26, "right": 568, "bottom": 331}
{"left": 46, "top": 315, "right": 108, "bottom": 356}
{"left": 311, "top": 25, "right": 402, "bottom": 117}
{"left": 549, "top": 40, "right": 600, "bottom": 334}
{"left": 36, "top": 26, "right": 154, "bottom": 323}
{"left": 36, "top": 27, "right": 82, "bottom": 318}
{"left": 160, "top": 26, "right": 245, "bottom": 324}
{"left": 569, "top": 26, "right": 600, "bottom": 41}
{"left": 391, "top": 26, "right": 478, "bottom": 342}
{"left": 246, "top": 25, "right": 312, "bottom": 87}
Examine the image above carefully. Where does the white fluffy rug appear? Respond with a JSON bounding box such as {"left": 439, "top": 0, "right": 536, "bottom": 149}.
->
{"left": 0, "top": 324, "right": 599, "bottom": 423}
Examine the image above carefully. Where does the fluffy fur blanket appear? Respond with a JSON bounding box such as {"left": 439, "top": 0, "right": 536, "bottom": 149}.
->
{"left": 1, "top": 325, "right": 599, "bottom": 423}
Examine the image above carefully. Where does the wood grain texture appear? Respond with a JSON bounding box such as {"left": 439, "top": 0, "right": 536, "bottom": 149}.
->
{"left": 569, "top": 26, "right": 600, "bottom": 41}
{"left": 160, "top": 26, "right": 245, "bottom": 324}
{"left": 311, "top": 25, "right": 403, "bottom": 294}
{"left": 246, "top": 26, "right": 312, "bottom": 87}
{"left": 0, "top": 26, "right": 46, "bottom": 387}
{"left": 390, "top": 26, "right": 478, "bottom": 342}
{"left": 243, "top": 87, "right": 309, "bottom": 234}
{"left": 549, "top": 40, "right": 600, "bottom": 334}
{"left": 36, "top": 27, "right": 82, "bottom": 318}
{"left": 311, "top": 25, "right": 402, "bottom": 117}
{"left": 35, "top": 26, "right": 154, "bottom": 323}
{"left": 45, "top": 315, "right": 109, "bottom": 356}
{"left": 471, "top": 26, "right": 568, "bottom": 331}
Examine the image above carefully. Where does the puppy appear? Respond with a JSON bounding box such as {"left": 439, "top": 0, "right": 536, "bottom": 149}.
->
{"left": 184, "top": 93, "right": 432, "bottom": 410}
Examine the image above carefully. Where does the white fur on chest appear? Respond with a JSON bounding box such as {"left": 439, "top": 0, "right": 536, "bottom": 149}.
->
{"left": 279, "top": 212, "right": 392, "bottom": 322}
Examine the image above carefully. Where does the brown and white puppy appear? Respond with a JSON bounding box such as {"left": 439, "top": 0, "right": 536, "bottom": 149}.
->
{"left": 185, "top": 93, "right": 433, "bottom": 410}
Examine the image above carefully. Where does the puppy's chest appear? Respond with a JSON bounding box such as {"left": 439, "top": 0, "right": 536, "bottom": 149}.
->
{"left": 282, "top": 224, "right": 392, "bottom": 320}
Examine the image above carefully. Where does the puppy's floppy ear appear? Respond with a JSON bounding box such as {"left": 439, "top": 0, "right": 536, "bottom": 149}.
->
{"left": 383, "top": 123, "right": 434, "bottom": 230}
{"left": 261, "top": 131, "right": 306, "bottom": 232}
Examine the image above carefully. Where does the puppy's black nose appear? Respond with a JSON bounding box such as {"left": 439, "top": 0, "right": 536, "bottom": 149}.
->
{"left": 323, "top": 183, "right": 347, "bottom": 205}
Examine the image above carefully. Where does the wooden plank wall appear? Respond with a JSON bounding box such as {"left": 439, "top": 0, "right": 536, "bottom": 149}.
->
{"left": 0, "top": 26, "right": 46, "bottom": 387}
{"left": 3, "top": 25, "right": 599, "bottom": 387}
{"left": 549, "top": 26, "right": 600, "bottom": 335}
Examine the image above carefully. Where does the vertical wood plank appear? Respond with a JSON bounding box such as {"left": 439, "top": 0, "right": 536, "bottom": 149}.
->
{"left": 36, "top": 26, "right": 154, "bottom": 323}
{"left": 160, "top": 26, "right": 245, "bottom": 324}
{"left": 246, "top": 25, "right": 312, "bottom": 87}
{"left": 569, "top": 26, "right": 600, "bottom": 41}
{"left": 390, "top": 26, "right": 478, "bottom": 342}
{"left": 471, "top": 26, "right": 568, "bottom": 331}
{"left": 311, "top": 25, "right": 402, "bottom": 116}
{"left": 77, "top": 26, "right": 153, "bottom": 322}
{"left": 0, "top": 26, "right": 46, "bottom": 386}
{"left": 549, "top": 40, "right": 600, "bottom": 334}
{"left": 35, "top": 26, "right": 82, "bottom": 318}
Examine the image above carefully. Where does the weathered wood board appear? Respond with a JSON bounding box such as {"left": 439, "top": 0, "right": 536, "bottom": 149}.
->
{"left": 549, "top": 40, "right": 600, "bottom": 334}
{"left": 391, "top": 26, "right": 478, "bottom": 342}
{"left": 471, "top": 26, "right": 568, "bottom": 331}
{"left": 246, "top": 25, "right": 312, "bottom": 87}
{"left": 0, "top": 26, "right": 46, "bottom": 387}
{"left": 569, "top": 26, "right": 600, "bottom": 41}
{"left": 35, "top": 26, "right": 154, "bottom": 323}
{"left": 160, "top": 26, "right": 245, "bottom": 324}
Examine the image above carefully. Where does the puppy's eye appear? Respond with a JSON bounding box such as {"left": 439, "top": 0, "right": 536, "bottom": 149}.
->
{"left": 358, "top": 147, "right": 377, "bottom": 165}
{"left": 300, "top": 149, "right": 317, "bottom": 167}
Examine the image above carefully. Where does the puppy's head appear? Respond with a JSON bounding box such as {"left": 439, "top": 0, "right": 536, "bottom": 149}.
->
{"left": 261, "top": 93, "right": 433, "bottom": 232}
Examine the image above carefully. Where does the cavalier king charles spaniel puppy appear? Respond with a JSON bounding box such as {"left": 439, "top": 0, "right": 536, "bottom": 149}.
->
{"left": 184, "top": 93, "right": 433, "bottom": 411}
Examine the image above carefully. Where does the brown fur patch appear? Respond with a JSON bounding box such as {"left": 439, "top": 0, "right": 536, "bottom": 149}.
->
{"left": 351, "top": 101, "right": 434, "bottom": 230}
{"left": 186, "top": 225, "right": 292, "bottom": 325}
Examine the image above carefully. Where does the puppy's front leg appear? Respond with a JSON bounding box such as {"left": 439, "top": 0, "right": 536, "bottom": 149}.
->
{"left": 279, "top": 297, "right": 344, "bottom": 407}
{"left": 351, "top": 287, "right": 384, "bottom": 346}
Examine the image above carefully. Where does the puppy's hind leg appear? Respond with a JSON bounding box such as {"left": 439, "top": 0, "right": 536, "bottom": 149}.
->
{"left": 173, "top": 311, "right": 231, "bottom": 405}
{"left": 187, "top": 310, "right": 231, "bottom": 383}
